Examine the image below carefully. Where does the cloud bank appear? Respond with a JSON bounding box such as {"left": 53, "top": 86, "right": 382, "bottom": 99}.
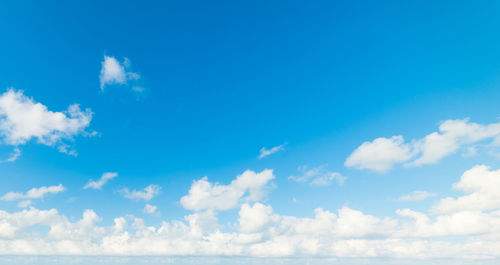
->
{"left": 0, "top": 167, "right": 499, "bottom": 259}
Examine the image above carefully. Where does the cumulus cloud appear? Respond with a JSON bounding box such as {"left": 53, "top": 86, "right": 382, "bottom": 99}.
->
{"left": 1, "top": 203, "right": 498, "bottom": 258}
{"left": 345, "top": 119, "right": 500, "bottom": 172}
{"left": 396, "top": 208, "right": 500, "bottom": 238}
{"left": 238, "top": 203, "right": 279, "bottom": 234}
{"left": 0, "top": 206, "right": 400, "bottom": 255}
{"left": 289, "top": 165, "right": 346, "bottom": 186}
{"left": 397, "top": 191, "right": 436, "bottom": 201}
{"left": 0, "top": 184, "right": 65, "bottom": 202}
{"left": 121, "top": 185, "right": 161, "bottom": 201}
{"left": 345, "top": 136, "right": 413, "bottom": 173}
{"left": 83, "top": 172, "right": 118, "bottom": 190}
{"left": 258, "top": 143, "right": 286, "bottom": 159}
{"left": 0, "top": 207, "right": 105, "bottom": 243}
{"left": 180, "top": 169, "right": 275, "bottom": 211}
{"left": 432, "top": 165, "right": 500, "bottom": 213}
{"left": 143, "top": 204, "right": 157, "bottom": 215}
{"left": 1, "top": 166, "right": 500, "bottom": 258}
{"left": 99, "top": 55, "right": 141, "bottom": 91}
{"left": 0, "top": 89, "right": 94, "bottom": 156}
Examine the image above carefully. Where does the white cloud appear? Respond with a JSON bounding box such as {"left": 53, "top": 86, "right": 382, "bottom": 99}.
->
{"left": 1, "top": 166, "right": 500, "bottom": 259}
{"left": 99, "top": 56, "right": 141, "bottom": 91}
{"left": 397, "top": 191, "right": 436, "bottom": 201}
{"left": 180, "top": 169, "right": 275, "bottom": 211}
{"left": 432, "top": 165, "right": 500, "bottom": 214}
{"left": 83, "top": 172, "right": 118, "bottom": 190}
{"left": 0, "top": 89, "right": 93, "bottom": 156}
{"left": 0, "top": 184, "right": 65, "bottom": 201}
{"left": 345, "top": 119, "right": 500, "bottom": 172}
{"left": 238, "top": 203, "right": 279, "bottom": 234}
{"left": 289, "top": 165, "right": 346, "bottom": 186}
{"left": 410, "top": 119, "right": 500, "bottom": 166}
{"left": 396, "top": 208, "right": 500, "bottom": 238}
{"left": 0, "top": 205, "right": 439, "bottom": 257}
{"left": 2, "top": 147, "right": 20, "bottom": 163}
{"left": 121, "top": 185, "right": 161, "bottom": 201}
{"left": 345, "top": 136, "right": 413, "bottom": 173}
{"left": 258, "top": 143, "right": 286, "bottom": 159}
{"left": 143, "top": 204, "right": 157, "bottom": 215}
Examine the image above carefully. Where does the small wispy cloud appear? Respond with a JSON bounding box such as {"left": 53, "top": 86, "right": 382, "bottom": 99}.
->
{"left": 397, "top": 190, "right": 436, "bottom": 201}
{"left": 289, "top": 165, "right": 346, "bottom": 186}
{"left": 0, "top": 184, "right": 65, "bottom": 201}
{"left": 132, "top": 86, "right": 145, "bottom": 93}
{"left": 17, "top": 200, "right": 32, "bottom": 208}
{"left": 258, "top": 143, "right": 286, "bottom": 159}
{"left": 144, "top": 204, "right": 158, "bottom": 215}
{"left": 99, "top": 55, "right": 143, "bottom": 92}
{"left": 83, "top": 172, "right": 118, "bottom": 190}
{"left": 121, "top": 184, "right": 161, "bottom": 201}
{"left": 2, "top": 147, "right": 21, "bottom": 163}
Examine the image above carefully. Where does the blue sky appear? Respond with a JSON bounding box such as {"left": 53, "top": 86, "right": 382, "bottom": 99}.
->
{"left": 1, "top": 0, "right": 500, "bottom": 263}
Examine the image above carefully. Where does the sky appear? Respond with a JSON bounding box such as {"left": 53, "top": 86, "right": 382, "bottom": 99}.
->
{"left": 1, "top": 0, "right": 500, "bottom": 264}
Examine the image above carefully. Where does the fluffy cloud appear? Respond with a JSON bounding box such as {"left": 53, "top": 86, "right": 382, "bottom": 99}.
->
{"left": 396, "top": 208, "right": 500, "bottom": 238}
{"left": 180, "top": 169, "right": 275, "bottom": 211}
{"left": 397, "top": 191, "right": 436, "bottom": 201}
{"left": 0, "top": 184, "right": 65, "bottom": 201}
{"left": 1, "top": 166, "right": 500, "bottom": 259}
{"left": 345, "top": 136, "right": 413, "bottom": 172}
{"left": 345, "top": 119, "right": 500, "bottom": 172}
{"left": 410, "top": 119, "right": 500, "bottom": 166}
{"left": 83, "top": 172, "right": 118, "bottom": 190}
{"left": 432, "top": 165, "right": 500, "bottom": 213}
{"left": 289, "top": 165, "right": 346, "bottom": 186}
{"left": 238, "top": 203, "right": 279, "bottom": 233}
{"left": 0, "top": 89, "right": 93, "bottom": 156}
{"left": 258, "top": 143, "right": 286, "bottom": 159}
{"left": 121, "top": 185, "right": 161, "bottom": 201}
{"left": 1, "top": 203, "right": 499, "bottom": 258}
{"left": 99, "top": 56, "right": 141, "bottom": 91}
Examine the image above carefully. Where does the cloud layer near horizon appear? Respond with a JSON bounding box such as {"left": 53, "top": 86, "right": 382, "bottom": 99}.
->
{"left": 1, "top": 167, "right": 500, "bottom": 259}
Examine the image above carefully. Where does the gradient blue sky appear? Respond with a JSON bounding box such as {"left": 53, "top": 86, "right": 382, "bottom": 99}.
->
{"left": 1, "top": 1, "right": 500, "bottom": 263}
